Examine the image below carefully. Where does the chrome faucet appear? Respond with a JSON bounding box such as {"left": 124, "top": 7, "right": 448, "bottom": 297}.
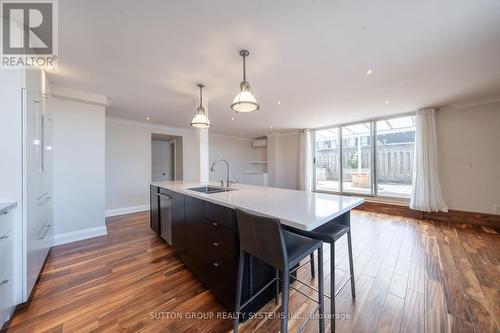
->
{"left": 210, "top": 158, "right": 235, "bottom": 187}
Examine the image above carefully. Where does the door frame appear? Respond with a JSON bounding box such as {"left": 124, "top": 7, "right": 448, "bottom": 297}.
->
{"left": 167, "top": 139, "right": 176, "bottom": 181}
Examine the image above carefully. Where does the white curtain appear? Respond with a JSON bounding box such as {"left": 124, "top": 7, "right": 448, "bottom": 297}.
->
{"left": 410, "top": 108, "right": 448, "bottom": 212}
{"left": 299, "top": 129, "right": 313, "bottom": 192}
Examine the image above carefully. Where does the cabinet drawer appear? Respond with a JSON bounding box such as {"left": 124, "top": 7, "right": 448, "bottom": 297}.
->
{"left": 204, "top": 202, "right": 234, "bottom": 229}
{"left": 0, "top": 227, "right": 14, "bottom": 268}
{"left": 203, "top": 248, "right": 235, "bottom": 310}
{"left": 0, "top": 210, "right": 14, "bottom": 238}
{"left": 205, "top": 222, "right": 235, "bottom": 255}
{"left": 0, "top": 218, "right": 14, "bottom": 313}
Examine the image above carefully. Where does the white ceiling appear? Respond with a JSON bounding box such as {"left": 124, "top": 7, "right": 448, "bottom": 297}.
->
{"left": 48, "top": 0, "right": 500, "bottom": 137}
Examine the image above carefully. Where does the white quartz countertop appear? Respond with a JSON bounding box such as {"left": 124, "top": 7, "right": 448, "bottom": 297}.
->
{"left": 151, "top": 181, "right": 364, "bottom": 231}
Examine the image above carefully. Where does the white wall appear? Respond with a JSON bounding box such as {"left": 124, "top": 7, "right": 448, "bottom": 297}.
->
{"left": 267, "top": 132, "right": 300, "bottom": 190}
{"left": 105, "top": 118, "right": 198, "bottom": 213}
{"left": 436, "top": 102, "right": 500, "bottom": 215}
{"left": 208, "top": 134, "right": 264, "bottom": 184}
{"left": 197, "top": 128, "right": 209, "bottom": 182}
{"left": 105, "top": 119, "right": 265, "bottom": 212}
{"left": 52, "top": 97, "right": 106, "bottom": 243}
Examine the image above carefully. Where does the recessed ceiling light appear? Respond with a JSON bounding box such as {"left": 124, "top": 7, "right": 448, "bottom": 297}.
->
{"left": 270, "top": 126, "right": 273, "bottom": 129}
{"left": 146, "top": 117, "right": 150, "bottom": 120}
{"left": 366, "top": 69, "right": 373, "bottom": 75}
{"left": 231, "top": 117, "right": 235, "bottom": 121}
{"left": 385, "top": 100, "right": 390, "bottom": 104}
{"left": 277, "top": 101, "right": 281, "bottom": 105}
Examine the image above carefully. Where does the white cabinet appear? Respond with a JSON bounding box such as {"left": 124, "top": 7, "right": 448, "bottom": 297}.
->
{"left": 0, "top": 68, "right": 53, "bottom": 327}
{"left": 0, "top": 209, "right": 15, "bottom": 325}
{"left": 23, "top": 69, "right": 54, "bottom": 299}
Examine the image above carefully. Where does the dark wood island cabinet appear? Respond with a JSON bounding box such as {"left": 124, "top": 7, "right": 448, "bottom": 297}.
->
{"left": 149, "top": 185, "right": 274, "bottom": 314}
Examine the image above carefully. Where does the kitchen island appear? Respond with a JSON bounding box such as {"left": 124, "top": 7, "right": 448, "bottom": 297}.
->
{"left": 149, "top": 181, "right": 363, "bottom": 315}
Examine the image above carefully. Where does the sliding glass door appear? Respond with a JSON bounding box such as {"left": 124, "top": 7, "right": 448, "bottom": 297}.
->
{"left": 314, "top": 128, "right": 340, "bottom": 192}
{"left": 313, "top": 113, "right": 415, "bottom": 199}
{"left": 341, "top": 122, "right": 373, "bottom": 195}
{"left": 375, "top": 115, "right": 416, "bottom": 198}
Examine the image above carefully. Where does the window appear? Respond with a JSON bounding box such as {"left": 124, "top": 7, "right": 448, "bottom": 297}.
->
{"left": 375, "top": 115, "right": 416, "bottom": 198}
{"left": 314, "top": 128, "right": 340, "bottom": 192}
{"left": 342, "top": 122, "right": 372, "bottom": 195}
{"left": 313, "top": 113, "right": 416, "bottom": 199}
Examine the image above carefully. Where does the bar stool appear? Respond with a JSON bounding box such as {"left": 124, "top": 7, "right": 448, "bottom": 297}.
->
{"left": 234, "top": 209, "right": 325, "bottom": 333}
{"left": 286, "top": 213, "right": 355, "bottom": 332}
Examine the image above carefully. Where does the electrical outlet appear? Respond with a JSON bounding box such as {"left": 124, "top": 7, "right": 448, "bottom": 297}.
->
{"left": 494, "top": 204, "right": 500, "bottom": 214}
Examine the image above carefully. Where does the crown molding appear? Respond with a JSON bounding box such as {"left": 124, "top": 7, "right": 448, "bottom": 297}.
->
{"left": 52, "top": 85, "right": 108, "bottom": 106}
{"left": 106, "top": 116, "right": 195, "bottom": 134}
{"left": 449, "top": 95, "right": 500, "bottom": 109}
{"left": 106, "top": 116, "right": 252, "bottom": 141}
{"left": 210, "top": 132, "right": 252, "bottom": 141}
{"left": 265, "top": 130, "right": 301, "bottom": 137}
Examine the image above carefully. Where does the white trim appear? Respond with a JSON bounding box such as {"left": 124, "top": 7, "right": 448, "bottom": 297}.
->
{"left": 105, "top": 204, "right": 149, "bottom": 217}
{"left": 106, "top": 116, "right": 253, "bottom": 141}
{"left": 51, "top": 85, "right": 108, "bottom": 106}
{"left": 210, "top": 132, "right": 253, "bottom": 141}
{"left": 106, "top": 116, "right": 194, "bottom": 134}
{"left": 53, "top": 226, "right": 108, "bottom": 246}
{"left": 168, "top": 139, "right": 177, "bottom": 180}
{"left": 448, "top": 95, "right": 500, "bottom": 109}
{"left": 265, "top": 130, "right": 301, "bottom": 137}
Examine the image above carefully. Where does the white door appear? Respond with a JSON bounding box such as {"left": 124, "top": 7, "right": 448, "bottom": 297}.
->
{"left": 152, "top": 141, "right": 174, "bottom": 181}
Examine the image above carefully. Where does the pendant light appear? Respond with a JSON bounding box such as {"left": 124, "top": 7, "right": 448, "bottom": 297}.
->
{"left": 191, "top": 83, "right": 210, "bottom": 128}
{"left": 231, "top": 49, "right": 260, "bottom": 113}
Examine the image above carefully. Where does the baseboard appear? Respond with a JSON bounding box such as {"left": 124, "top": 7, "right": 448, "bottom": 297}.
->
{"left": 355, "top": 201, "right": 500, "bottom": 229}
{"left": 105, "top": 204, "right": 149, "bottom": 217}
{"left": 53, "top": 226, "right": 108, "bottom": 246}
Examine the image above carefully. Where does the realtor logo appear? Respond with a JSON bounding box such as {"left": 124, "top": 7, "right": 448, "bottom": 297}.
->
{"left": 1, "top": 0, "right": 58, "bottom": 68}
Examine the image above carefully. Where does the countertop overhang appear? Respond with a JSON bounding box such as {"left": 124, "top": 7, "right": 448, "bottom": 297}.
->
{"left": 151, "top": 181, "right": 363, "bottom": 231}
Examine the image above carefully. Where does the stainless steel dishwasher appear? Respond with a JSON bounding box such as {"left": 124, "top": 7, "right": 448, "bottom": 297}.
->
{"left": 157, "top": 192, "right": 172, "bottom": 245}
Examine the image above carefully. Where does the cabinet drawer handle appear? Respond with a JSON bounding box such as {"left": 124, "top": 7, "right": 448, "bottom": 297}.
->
{"left": 212, "top": 242, "right": 220, "bottom": 247}
{"left": 38, "top": 224, "right": 51, "bottom": 240}
{"left": 213, "top": 262, "right": 220, "bottom": 268}
{"left": 211, "top": 222, "right": 219, "bottom": 227}
{"left": 0, "top": 279, "right": 8, "bottom": 286}
{"left": 0, "top": 232, "right": 9, "bottom": 240}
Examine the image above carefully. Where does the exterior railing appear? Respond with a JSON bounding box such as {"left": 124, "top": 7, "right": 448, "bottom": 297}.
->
{"left": 316, "top": 143, "right": 414, "bottom": 184}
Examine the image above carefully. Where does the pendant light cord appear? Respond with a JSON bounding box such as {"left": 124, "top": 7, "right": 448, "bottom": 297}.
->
{"left": 242, "top": 54, "right": 246, "bottom": 81}
{"left": 199, "top": 85, "right": 203, "bottom": 106}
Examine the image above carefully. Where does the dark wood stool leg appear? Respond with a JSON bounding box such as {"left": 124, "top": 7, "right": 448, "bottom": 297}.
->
{"left": 318, "top": 246, "right": 325, "bottom": 333}
{"left": 281, "top": 270, "right": 289, "bottom": 333}
{"left": 310, "top": 252, "right": 315, "bottom": 278}
{"left": 347, "top": 231, "right": 356, "bottom": 298}
{"left": 234, "top": 250, "right": 245, "bottom": 333}
{"left": 330, "top": 244, "right": 335, "bottom": 332}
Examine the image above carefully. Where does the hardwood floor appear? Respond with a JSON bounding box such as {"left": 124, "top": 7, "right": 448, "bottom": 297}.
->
{"left": 5, "top": 211, "right": 499, "bottom": 333}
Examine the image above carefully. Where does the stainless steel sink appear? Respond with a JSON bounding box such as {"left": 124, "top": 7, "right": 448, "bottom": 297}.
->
{"left": 187, "top": 186, "right": 236, "bottom": 194}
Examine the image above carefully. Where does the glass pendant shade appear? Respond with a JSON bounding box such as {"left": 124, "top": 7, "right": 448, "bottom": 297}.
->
{"left": 191, "top": 107, "right": 210, "bottom": 128}
{"left": 191, "top": 84, "right": 210, "bottom": 128}
{"left": 231, "top": 50, "right": 259, "bottom": 113}
{"left": 231, "top": 81, "right": 259, "bottom": 113}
